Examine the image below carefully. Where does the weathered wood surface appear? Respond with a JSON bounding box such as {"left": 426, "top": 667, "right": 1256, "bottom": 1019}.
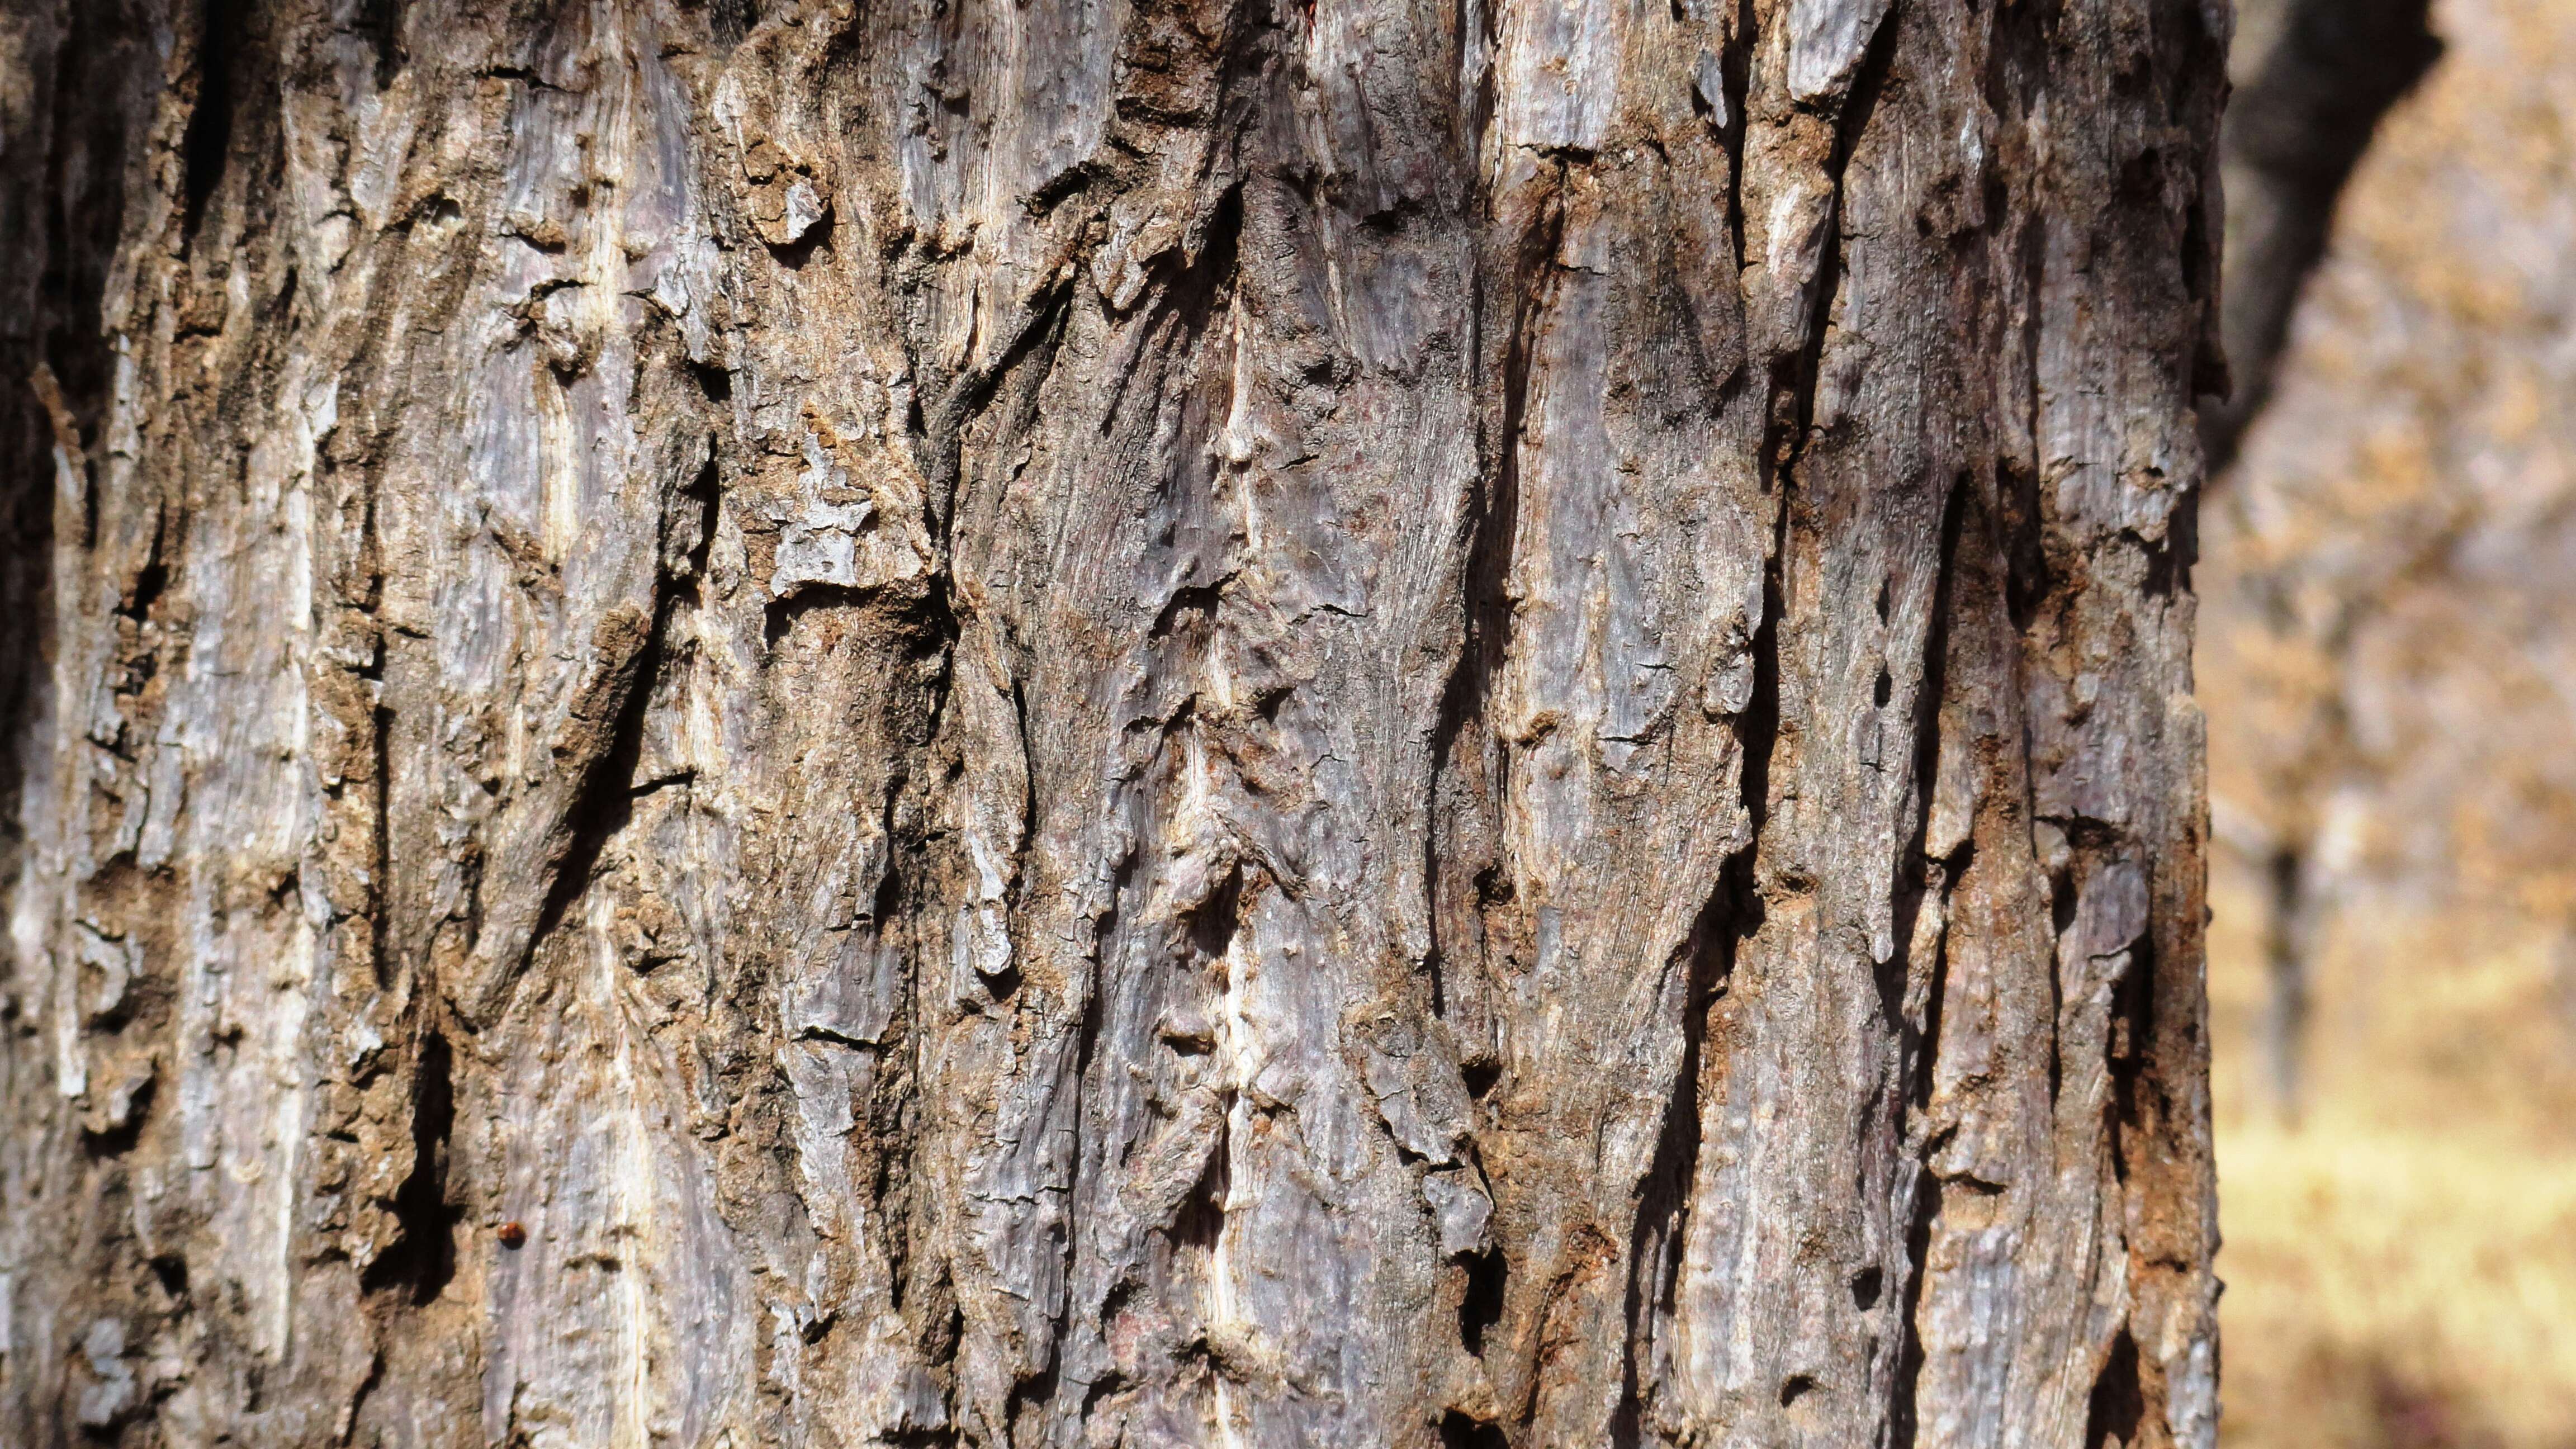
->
{"left": 0, "top": 1, "right": 2223, "bottom": 1445}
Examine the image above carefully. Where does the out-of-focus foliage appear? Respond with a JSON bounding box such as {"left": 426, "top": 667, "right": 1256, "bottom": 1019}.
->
{"left": 2205, "top": 0, "right": 2576, "bottom": 1442}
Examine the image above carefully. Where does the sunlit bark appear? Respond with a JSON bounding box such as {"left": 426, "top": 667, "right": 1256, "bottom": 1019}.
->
{"left": 1, "top": 2, "right": 2223, "bottom": 1445}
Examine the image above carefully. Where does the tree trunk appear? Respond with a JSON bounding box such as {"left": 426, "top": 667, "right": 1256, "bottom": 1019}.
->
{"left": 0, "top": 2, "right": 2224, "bottom": 1446}
{"left": 2198, "top": 0, "right": 2438, "bottom": 475}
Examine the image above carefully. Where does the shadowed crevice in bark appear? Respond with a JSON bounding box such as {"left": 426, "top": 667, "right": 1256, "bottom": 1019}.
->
{"left": 1876, "top": 475, "right": 1970, "bottom": 1443}
{"left": 1612, "top": 883, "right": 1740, "bottom": 1447}
{"left": 354, "top": 0, "right": 408, "bottom": 88}
{"left": 1424, "top": 157, "right": 1556, "bottom": 1073}
{"left": 2105, "top": 907, "right": 2160, "bottom": 1189}
{"left": 705, "top": 0, "right": 764, "bottom": 49}
{"left": 1720, "top": 0, "right": 1755, "bottom": 272}
{"left": 2084, "top": 1328, "right": 2146, "bottom": 1449}
{"left": 182, "top": 0, "right": 244, "bottom": 239}
{"left": 1092, "top": 178, "right": 1247, "bottom": 423}
{"left": 520, "top": 604, "right": 674, "bottom": 979}
{"left": 1883, "top": 473, "right": 1968, "bottom": 1044}
{"left": 502, "top": 420, "right": 726, "bottom": 1019}
{"left": 0, "top": 2, "right": 153, "bottom": 898}
{"left": 1886, "top": 473, "right": 1979, "bottom": 1448}
{"left": 1984, "top": 0, "right": 2059, "bottom": 639}
{"left": 363, "top": 1029, "right": 459, "bottom": 1304}
{"left": 77, "top": 1069, "right": 155, "bottom": 1156}
{"left": 1441, "top": 1407, "right": 1511, "bottom": 1449}
{"left": 920, "top": 269, "right": 1078, "bottom": 537}
{"left": 1765, "top": 2, "right": 1897, "bottom": 478}
{"left": 1433, "top": 210, "right": 1549, "bottom": 730}
{"left": 762, "top": 205, "right": 835, "bottom": 269}
{"left": 1890, "top": 1163, "right": 1940, "bottom": 1447}
{"left": 1459, "top": 1243, "right": 1508, "bottom": 1358}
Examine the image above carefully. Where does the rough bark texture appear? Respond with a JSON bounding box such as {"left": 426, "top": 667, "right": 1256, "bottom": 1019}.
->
{"left": 0, "top": 2, "right": 2223, "bottom": 1446}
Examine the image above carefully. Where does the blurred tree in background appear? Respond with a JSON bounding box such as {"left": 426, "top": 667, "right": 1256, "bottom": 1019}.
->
{"left": 2203, "top": 0, "right": 2576, "bottom": 1443}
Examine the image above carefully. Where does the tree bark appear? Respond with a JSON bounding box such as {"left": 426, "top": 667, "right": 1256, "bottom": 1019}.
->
{"left": 0, "top": 2, "right": 2224, "bottom": 1446}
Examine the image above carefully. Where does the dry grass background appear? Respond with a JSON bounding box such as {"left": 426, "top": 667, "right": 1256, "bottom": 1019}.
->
{"left": 2203, "top": 0, "right": 2576, "bottom": 1442}
{"left": 2208, "top": 892, "right": 2576, "bottom": 1448}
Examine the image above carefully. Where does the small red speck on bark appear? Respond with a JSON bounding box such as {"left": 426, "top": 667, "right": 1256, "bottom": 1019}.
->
{"left": 496, "top": 1221, "right": 527, "bottom": 1249}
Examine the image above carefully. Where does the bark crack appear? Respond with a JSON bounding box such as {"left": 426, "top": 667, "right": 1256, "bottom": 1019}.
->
{"left": 180, "top": 0, "right": 243, "bottom": 240}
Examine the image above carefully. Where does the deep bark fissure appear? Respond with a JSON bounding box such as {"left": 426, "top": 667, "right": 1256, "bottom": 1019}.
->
{"left": 1612, "top": 884, "right": 1738, "bottom": 1447}
{"left": 2104, "top": 911, "right": 2160, "bottom": 1191}
{"left": 181, "top": 0, "right": 243, "bottom": 239}
{"left": 1882, "top": 472, "right": 1969, "bottom": 1049}
{"left": 363, "top": 1028, "right": 458, "bottom": 1304}
{"left": 1883, "top": 470, "right": 1979, "bottom": 1447}
{"left": 2083, "top": 1328, "right": 2146, "bottom": 1449}
{"left": 1719, "top": 0, "right": 1755, "bottom": 274}
{"left": 521, "top": 592, "right": 680, "bottom": 983}
{"left": 1888, "top": 1157, "right": 1942, "bottom": 1449}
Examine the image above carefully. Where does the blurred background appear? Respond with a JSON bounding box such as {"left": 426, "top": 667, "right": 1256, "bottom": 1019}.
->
{"left": 2205, "top": 1, "right": 2576, "bottom": 1443}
